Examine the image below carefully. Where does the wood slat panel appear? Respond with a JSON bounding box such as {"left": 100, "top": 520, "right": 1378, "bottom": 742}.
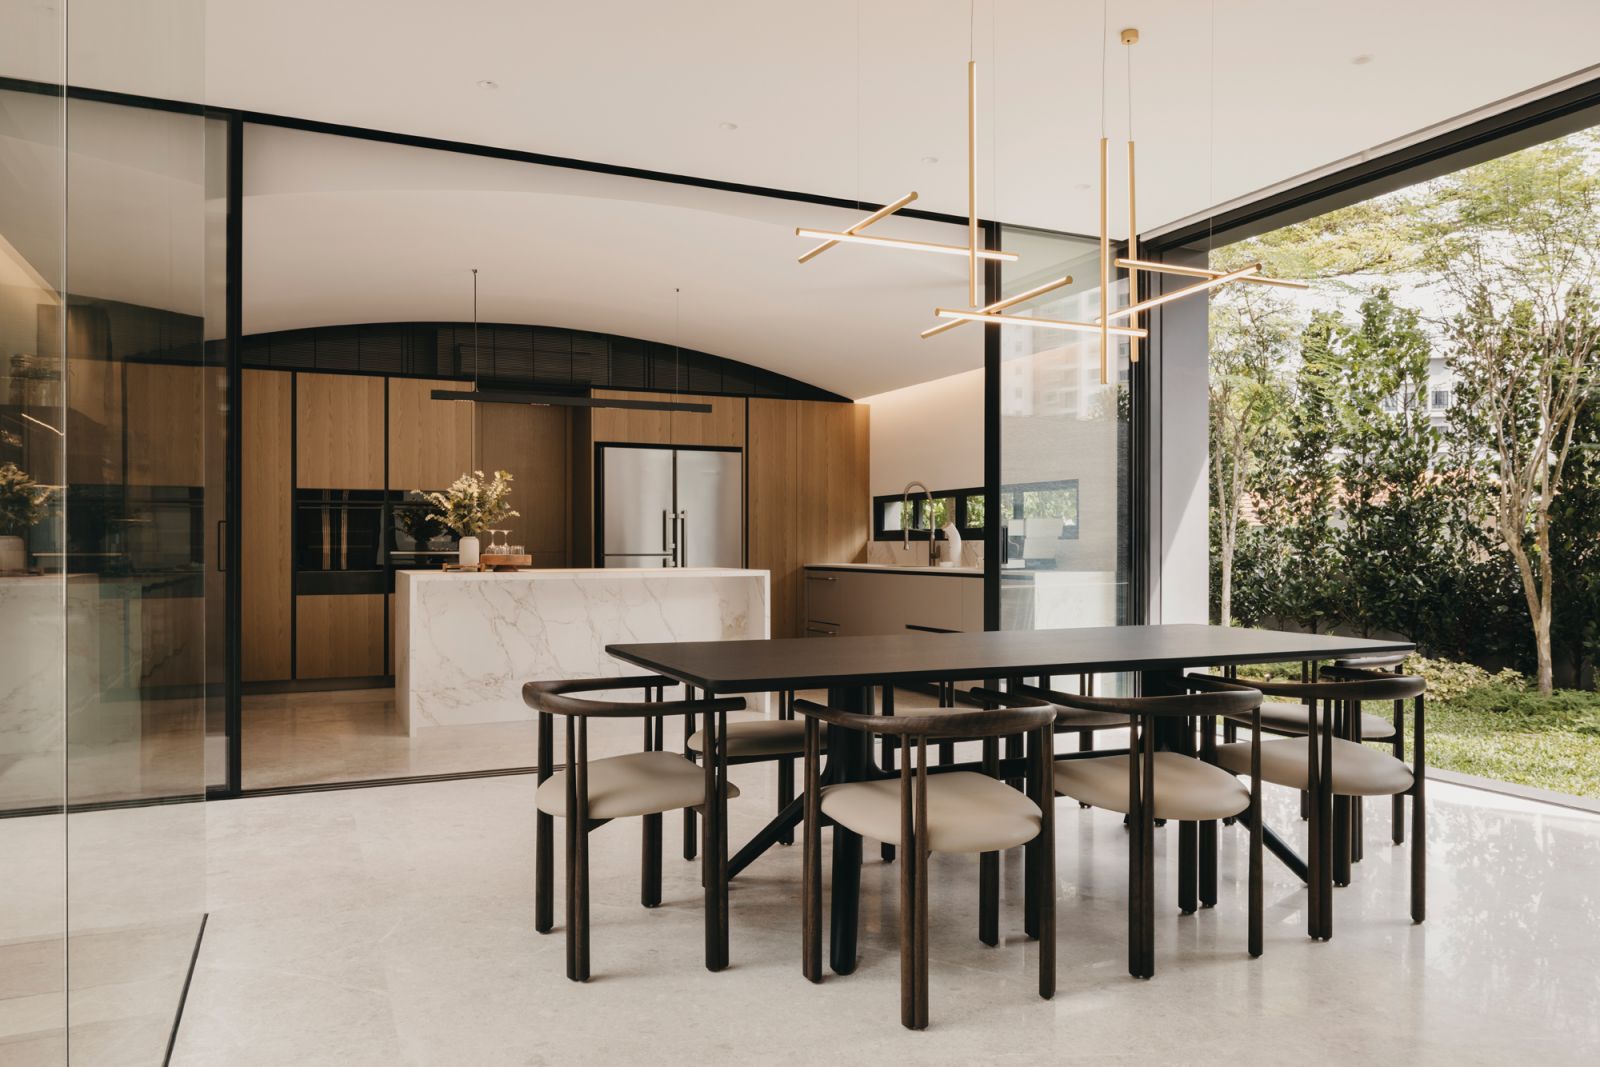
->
{"left": 389, "top": 377, "right": 475, "bottom": 491}
{"left": 797, "top": 400, "right": 870, "bottom": 572}
{"left": 748, "top": 398, "right": 799, "bottom": 637}
{"left": 126, "top": 362, "right": 204, "bottom": 487}
{"left": 296, "top": 593, "right": 386, "bottom": 679}
{"left": 242, "top": 369, "right": 293, "bottom": 681}
{"left": 477, "top": 402, "right": 570, "bottom": 562}
{"left": 296, "top": 372, "right": 385, "bottom": 489}
{"left": 591, "top": 389, "right": 744, "bottom": 447}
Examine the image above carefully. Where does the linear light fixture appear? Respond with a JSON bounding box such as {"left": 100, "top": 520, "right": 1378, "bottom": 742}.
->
{"left": 1116, "top": 258, "right": 1310, "bottom": 291}
{"left": 794, "top": 229, "right": 1018, "bottom": 261}
{"left": 794, "top": 62, "right": 1015, "bottom": 275}
{"left": 933, "top": 308, "right": 1147, "bottom": 339}
{"left": 431, "top": 389, "right": 712, "bottom": 414}
{"left": 919, "top": 274, "right": 1075, "bottom": 339}
{"left": 1102, "top": 263, "right": 1263, "bottom": 322}
{"left": 796, "top": 192, "right": 919, "bottom": 263}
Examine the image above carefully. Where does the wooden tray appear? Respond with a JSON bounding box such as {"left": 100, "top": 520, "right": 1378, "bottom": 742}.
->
{"left": 442, "top": 562, "right": 485, "bottom": 572}
{"left": 481, "top": 554, "right": 532, "bottom": 572}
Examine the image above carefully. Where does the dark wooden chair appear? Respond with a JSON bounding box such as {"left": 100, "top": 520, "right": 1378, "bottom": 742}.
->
{"left": 682, "top": 688, "right": 815, "bottom": 859}
{"left": 1028, "top": 679, "right": 1265, "bottom": 978}
{"left": 1210, "top": 666, "right": 1425, "bottom": 940}
{"left": 793, "top": 695, "right": 1058, "bottom": 1031}
{"left": 523, "top": 676, "right": 744, "bottom": 981}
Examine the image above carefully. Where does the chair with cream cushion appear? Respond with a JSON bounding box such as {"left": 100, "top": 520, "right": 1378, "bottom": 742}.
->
{"left": 793, "top": 694, "right": 1058, "bottom": 1031}
{"left": 524, "top": 676, "right": 744, "bottom": 981}
{"left": 682, "top": 689, "right": 817, "bottom": 859}
{"left": 1031, "top": 680, "right": 1266, "bottom": 978}
{"left": 1209, "top": 666, "right": 1426, "bottom": 941}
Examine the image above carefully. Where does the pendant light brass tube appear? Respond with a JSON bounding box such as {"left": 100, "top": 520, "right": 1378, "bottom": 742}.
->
{"left": 1116, "top": 257, "right": 1311, "bottom": 290}
{"left": 919, "top": 274, "right": 1075, "bottom": 339}
{"left": 1101, "top": 263, "right": 1262, "bottom": 322}
{"left": 796, "top": 191, "right": 920, "bottom": 264}
{"left": 968, "top": 60, "right": 980, "bottom": 307}
{"left": 1099, "top": 136, "right": 1110, "bottom": 385}
{"left": 934, "top": 307, "right": 1147, "bottom": 338}
{"left": 794, "top": 229, "right": 1018, "bottom": 260}
{"left": 1127, "top": 139, "right": 1139, "bottom": 364}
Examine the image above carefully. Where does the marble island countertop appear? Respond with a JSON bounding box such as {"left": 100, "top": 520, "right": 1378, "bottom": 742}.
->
{"left": 399, "top": 566, "right": 768, "bottom": 581}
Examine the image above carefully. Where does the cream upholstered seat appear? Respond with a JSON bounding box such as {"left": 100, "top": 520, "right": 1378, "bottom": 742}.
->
{"left": 1054, "top": 751, "right": 1249, "bottom": 821}
{"left": 1216, "top": 737, "right": 1413, "bottom": 797}
{"left": 821, "top": 772, "right": 1042, "bottom": 854}
{"left": 687, "top": 718, "right": 816, "bottom": 759}
{"left": 536, "top": 750, "right": 740, "bottom": 821}
{"left": 1230, "top": 699, "right": 1395, "bottom": 740}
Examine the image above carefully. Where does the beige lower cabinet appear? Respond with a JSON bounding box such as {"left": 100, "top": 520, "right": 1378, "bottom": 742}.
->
{"left": 802, "top": 566, "right": 981, "bottom": 637}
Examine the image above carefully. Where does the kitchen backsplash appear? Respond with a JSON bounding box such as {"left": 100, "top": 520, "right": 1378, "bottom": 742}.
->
{"left": 865, "top": 540, "right": 985, "bottom": 567}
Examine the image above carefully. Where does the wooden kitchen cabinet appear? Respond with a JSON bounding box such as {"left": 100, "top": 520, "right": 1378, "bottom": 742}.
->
{"left": 803, "top": 566, "right": 981, "bottom": 637}
{"left": 295, "top": 593, "right": 386, "bottom": 679}
{"left": 242, "top": 369, "right": 293, "bottom": 681}
{"left": 389, "top": 377, "right": 474, "bottom": 491}
{"left": 297, "top": 372, "right": 385, "bottom": 489}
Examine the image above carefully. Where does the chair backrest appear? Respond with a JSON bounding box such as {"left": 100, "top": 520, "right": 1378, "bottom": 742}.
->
{"left": 1207, "top": 665, "right": 1424, "bottom": 703}
{"left": 792, "top": 697, "right": 1055, "bottom": 740}
{"left": 523, "top": 676, "right": 745, "bottom": 719}
{"left": 1021, "top": 681, "right": 1262, "bottom": 722}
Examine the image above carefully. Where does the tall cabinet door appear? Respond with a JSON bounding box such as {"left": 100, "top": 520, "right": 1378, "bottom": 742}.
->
{"left": 296, "top": 372, "right": 385, "bottom": 489}
{"left": 242, "top": 370, "right": 293, "bottom": 681}
{"left": 675, "top": 449, "right": 742, "bottom": 568}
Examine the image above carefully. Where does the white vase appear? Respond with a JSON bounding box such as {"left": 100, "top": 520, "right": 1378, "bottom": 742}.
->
{"left": 458, "top": 535, "right": 481, "bottom": 568}
{"left": 0, "top": 535, "right": 24, "bottom": 574}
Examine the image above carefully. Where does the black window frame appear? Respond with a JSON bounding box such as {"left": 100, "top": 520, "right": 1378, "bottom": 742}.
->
{"left": 871, "top": 485, "right": 985, "bottom": 541}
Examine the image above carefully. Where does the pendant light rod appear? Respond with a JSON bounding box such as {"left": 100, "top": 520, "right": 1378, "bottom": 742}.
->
{"left": 1099, "top": 262, "right": 1261, "bottom": 323}
{"left": 968, "top": 59, "right": 980, "bottom": 307}
{"left": 919, "top": 273, "right": 1075, "bottom": 339}
{"left": 795, "top": 228, "right": 1018, "bottom": 261}
{"left": 1116, "top": 258, "right": 1310, "bottom": 290}
{"left": 934, "top": 307, "right": 1147, "bottom": 338}
{"left": 796, "top": 191, "right": 919, "bottom": 263}
{"left": 1099, "top": 135, "right": 1110, "bottom": 385}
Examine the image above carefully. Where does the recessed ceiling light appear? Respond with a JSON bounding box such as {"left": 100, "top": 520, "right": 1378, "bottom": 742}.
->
{"left": 719, "top": 121, "right": 739, "bottom": 131}
{"left": 920, "top": 156, "right": 940, "bottom": 165}
{"left": 1351, "top": 54, "right": 1374, "bottom": 66}
{"left": 476, "top": 79, "right": 498, "bottom": 90}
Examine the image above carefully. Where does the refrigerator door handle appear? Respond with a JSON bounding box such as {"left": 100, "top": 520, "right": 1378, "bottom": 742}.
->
{"left": 677, "top": 510, "right": 688, "bottom": 568}
{"left": 661, "top": 509, "right": 677, "bottom": 566}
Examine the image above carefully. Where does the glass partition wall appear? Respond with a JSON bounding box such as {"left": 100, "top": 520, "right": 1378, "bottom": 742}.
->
{"left": 1, "top": 2, "right": 212, "bottom": 1061}
{"left": 995, "top": 226, "right": 1133, "bottom": 635}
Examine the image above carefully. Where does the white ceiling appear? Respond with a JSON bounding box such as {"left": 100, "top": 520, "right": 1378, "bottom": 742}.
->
{"left": 212, "top": 0, "right": 1600, "bottom": 234}
{"left": 244, "top": 126, "right": 996, "bottom": 398}
{"left": 6, "top": 1, "right": 1600, "bottom": 395}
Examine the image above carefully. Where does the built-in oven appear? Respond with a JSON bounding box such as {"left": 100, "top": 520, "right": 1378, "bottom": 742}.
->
{"left": 294, "top": 489, "right": 386, "bottom": 594}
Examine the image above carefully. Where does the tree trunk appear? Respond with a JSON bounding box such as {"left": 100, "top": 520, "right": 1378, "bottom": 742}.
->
{"left": 1219, "top": 546, "right": 1233, "bottom": 629}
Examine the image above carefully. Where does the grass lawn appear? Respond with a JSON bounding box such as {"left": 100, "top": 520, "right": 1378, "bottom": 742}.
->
{"left": 1395, "top": 685, "right": 1600, "bottom": 799}
{"left": 1222, "top": 660, "right": 1600, "bottom": 799}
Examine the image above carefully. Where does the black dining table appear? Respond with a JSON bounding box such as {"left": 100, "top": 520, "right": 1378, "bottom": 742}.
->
{"left": 607, "top": 623, "right": 1413, "bottom": 974}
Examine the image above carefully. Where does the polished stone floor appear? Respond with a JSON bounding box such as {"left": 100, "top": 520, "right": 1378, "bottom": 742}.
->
{"left": 169, "top": 755, "right": 1600, "bottom": 1066}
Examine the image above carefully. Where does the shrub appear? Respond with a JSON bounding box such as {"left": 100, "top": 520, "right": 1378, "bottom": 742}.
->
{"left": 1401, "top": 655, "right": 1526, "bottom": 702}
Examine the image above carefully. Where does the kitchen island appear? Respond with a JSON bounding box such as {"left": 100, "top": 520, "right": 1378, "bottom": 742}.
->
{"left": 395, "top": 567, "right": 769, "bottom": 735}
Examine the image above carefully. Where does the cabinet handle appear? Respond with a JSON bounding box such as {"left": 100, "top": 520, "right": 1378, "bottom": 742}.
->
{"left": 805, "top": 625, "right": 838, "bottom": 636}
{"left": 805, "top": 574, "right": 837, "bottom": 582}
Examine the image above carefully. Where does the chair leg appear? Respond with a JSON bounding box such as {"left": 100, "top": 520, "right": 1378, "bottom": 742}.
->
{"left": 1300, "top": 789, "right": 1310, "bottom": 821}
{"left": 1178, "top": 820, "right": 1198, "bottom": 915}
{"left": 1198, "top": 820, "right": 1218, "bottom": 908}
{"left": 803, "top": 721, "right": 823, "bottom": 984}
{"left": 641, "top": 812, "right": 663, "bottom": 908}
{"left": 898, "top": 756, "right": 919, "bottom": 1029}
{"left": 567, "top": 818, "right": 591, "bottom": 982}
{"left": 978, "top": 851, "right": 999, "bottom": 946}
{"left": 1037, "top": 726, "right": 1057, "bottom": 1000}
{"left": 683, "top": 709, "right": 699, "bottom": 863}
{"left": 1248, "top": 802, "right": 1263, "bottom": 958}
{"left": 1392, "top": 697, "right": 1407, "bottom": 846}
{"left": 535, "top": 811, "right": 554, "bottom": 933}
{"left": 1411, "top": 694, "right": 1426, "bottom": 924}
{"left": 1351, "top": 795, "right": 1365, "bottom": 864}
{"left": 1333, "top": 793, "right": 1352, "bottom": 887}
{"left": 777, "top": 756, "right": 795, "bottom": 846}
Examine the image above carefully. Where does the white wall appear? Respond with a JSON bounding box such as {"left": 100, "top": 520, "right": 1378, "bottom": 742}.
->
{"left": 860, "top": 368, "right": 983, "bottom": 497}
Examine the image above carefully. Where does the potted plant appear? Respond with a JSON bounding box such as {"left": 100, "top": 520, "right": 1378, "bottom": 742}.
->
{"left": 420, "top": 470, "right": 518, "bottom": 568}
{"left": 0, "top": 462, "right": 53, "bottom": 574}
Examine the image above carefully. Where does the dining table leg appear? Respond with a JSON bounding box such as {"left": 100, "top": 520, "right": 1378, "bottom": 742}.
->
{"left": 827, "top": 684, "right": 874, "bottom": 976}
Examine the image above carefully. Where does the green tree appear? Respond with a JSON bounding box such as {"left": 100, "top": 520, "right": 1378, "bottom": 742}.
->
{"left": 1421, "top": 132, "right": 1600, "bottom": 693}
{"left": 1550, "top": 396, "right": 1600, "bottom": 685}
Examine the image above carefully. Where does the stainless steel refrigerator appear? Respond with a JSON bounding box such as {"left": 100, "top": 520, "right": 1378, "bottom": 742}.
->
{"left": 598, "top": 445, "right": 743, "bottom": 568}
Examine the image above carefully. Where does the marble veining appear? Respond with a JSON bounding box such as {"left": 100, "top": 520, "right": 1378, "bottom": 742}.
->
{"left": 397, "top": 568, "right": 769, "bottom": 735}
